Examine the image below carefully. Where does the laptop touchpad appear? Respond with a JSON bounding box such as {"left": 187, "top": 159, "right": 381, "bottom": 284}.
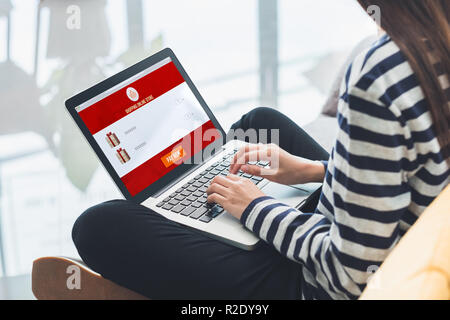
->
{"left": 261, "top": 182, "right": 319, "bottom": 208}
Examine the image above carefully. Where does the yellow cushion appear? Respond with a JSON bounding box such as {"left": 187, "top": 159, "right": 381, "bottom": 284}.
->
{"left": 360, "top": 185, "right": 450, "bottom": 300}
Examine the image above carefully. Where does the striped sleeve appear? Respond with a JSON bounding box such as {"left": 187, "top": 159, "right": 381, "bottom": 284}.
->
{"left": 241, "top": 85, "right": 412, "bottom": 300}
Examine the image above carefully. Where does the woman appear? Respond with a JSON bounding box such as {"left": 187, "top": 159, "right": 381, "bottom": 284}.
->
{"left": 72, "top": 0, "right": 450, "bottom": 299}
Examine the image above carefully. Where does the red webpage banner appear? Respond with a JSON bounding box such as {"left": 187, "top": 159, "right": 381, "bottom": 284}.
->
{"left": 121, "top": 119, "right": 218, "bottom": 196}
{"left": 79, "top": 61, "right": 185, "bottom": 135}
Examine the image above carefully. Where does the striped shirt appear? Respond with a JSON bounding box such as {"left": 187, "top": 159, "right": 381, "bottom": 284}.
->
{"left": 241, "top": 34, "right": 450, "bottom": 300}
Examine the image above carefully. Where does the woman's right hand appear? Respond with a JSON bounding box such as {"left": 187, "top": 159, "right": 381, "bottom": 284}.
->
{"left": 229, "top": 143, "right": 326, "bottom": 186}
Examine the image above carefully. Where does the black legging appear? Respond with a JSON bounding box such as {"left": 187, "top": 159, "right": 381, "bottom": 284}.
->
{"left": 72, "top": 107, "right": 330, "bottom": 299}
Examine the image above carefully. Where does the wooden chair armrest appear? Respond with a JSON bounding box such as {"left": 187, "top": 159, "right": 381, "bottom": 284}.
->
{"left": 32, "top": 256, "right": 148, "bottom": 300}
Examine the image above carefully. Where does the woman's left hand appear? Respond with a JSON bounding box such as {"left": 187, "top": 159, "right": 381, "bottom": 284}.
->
{"left": 206, "top": 174, "right": 266, "bottom": 220}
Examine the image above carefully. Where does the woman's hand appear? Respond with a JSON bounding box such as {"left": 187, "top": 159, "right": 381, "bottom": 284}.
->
{"left": 206, "top": 174, "right": 265, "bottom": 220}
{"left": 229, "top": 143, "right": 325, "bottom": 185}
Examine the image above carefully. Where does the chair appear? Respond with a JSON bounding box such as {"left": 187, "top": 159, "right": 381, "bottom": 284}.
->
{"left": 32, "top": 256, "right": 147, "bottom": 300}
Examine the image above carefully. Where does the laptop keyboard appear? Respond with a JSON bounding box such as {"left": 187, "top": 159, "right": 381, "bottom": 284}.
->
{"left": 156, "top": 148, "right": 268, "bottom": 223}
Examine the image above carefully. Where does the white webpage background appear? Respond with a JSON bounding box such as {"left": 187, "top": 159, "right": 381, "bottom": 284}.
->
{"left": 92, "top": 82, "right": 210, "bottom": 177}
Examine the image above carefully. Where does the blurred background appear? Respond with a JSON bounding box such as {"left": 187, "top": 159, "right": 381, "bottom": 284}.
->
{"left": 0, "top": 0, "right": 377, "bottom": 295}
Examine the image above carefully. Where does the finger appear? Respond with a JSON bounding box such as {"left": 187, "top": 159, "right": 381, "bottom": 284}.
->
{"left": 240, "top": 164, "right": 262, "bottom": 176}
{"left": 210, "top": 175, "right": 234, "bottom": 188}
{"left": 225, "top": 173, "right": 241, "bottom": 181}
{"left": 233, "top": 143, "right": 258, "bottom": 162}
{"left": 206, "top": 182, "right": 230, "bottom": 197}
{"left": 230, "top": 144, "right": 250, "bottom": 173}
{"left": 241, "top": 164, "right": 275, "bottom": 177}
{"left": 231, "top": 150, "right": 271, "bottom": 174}
{"left": 231, "top": 149, "right": 260, "bottom": 174}
{"left": 230, "top": 144, "right": 259, "bottom": 173}
{"left": 207, "top": 193, "right": 226, "bottom": 206}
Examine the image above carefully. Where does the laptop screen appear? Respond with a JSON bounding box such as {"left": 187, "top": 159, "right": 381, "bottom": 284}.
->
{"left": 75, "top": 57, "right": 220, "bottom": 196}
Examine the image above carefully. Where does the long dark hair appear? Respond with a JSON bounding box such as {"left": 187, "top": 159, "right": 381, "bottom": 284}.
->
{"left": 357, "top": 0, "right": 450, "bottom": 160}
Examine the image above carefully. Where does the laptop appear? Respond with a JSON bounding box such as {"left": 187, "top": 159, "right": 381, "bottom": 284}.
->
{"left": 65, "top": 48, "right": 321, "bottom": 250}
